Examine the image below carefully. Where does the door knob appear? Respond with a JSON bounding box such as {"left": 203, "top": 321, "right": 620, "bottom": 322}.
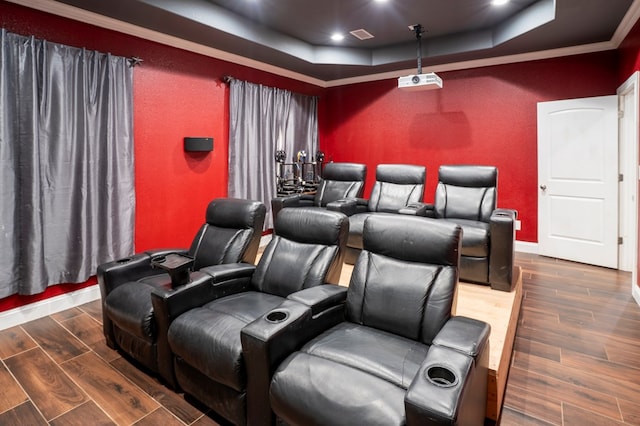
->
{"left": 540, "top": 184, "right": 547, "bottom": 191}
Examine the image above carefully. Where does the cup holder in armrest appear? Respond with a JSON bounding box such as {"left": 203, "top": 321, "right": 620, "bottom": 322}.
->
{"left": 116, "top": 257, "right": 132, "bottom": 264}
{"left": 425, "top": 365, "right": 458, "bottom": 388}
{"left": 266, "top": 310, "right": 289, "bottom": 323}
{"left": 151, "top": 255, "right": 166, "bottom": 264}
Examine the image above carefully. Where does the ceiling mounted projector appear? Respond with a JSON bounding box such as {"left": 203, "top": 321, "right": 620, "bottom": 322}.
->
{"left": 398, "top": 24, "right": 442, "bottom": 91}
{"left": 398, "top": 73, "right": 442, "bottom": 91}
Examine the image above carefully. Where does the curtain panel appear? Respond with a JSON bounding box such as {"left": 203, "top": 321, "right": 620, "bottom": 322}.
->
{"left": 228, "top": 79, "right": 318, "bottom": 229}
{"left": 0, "top": 29, "right": 135, "bottom": 298}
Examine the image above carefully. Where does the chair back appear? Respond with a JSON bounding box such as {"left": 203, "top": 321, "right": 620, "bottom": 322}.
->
{"left": 346, "top": 215, "right": 461, "bottom": 345}
{"left": 313, "top": 162, "right": 367, "bottom": 206}
{"left": 251, "top": 208, "right": 348, "bottom": 295}
{"left": 367, "top": 164, "right": 425, "bottom": 212}
{"left": 188, "top": 198, "right": 266, "bottom": 270}
{"left": 434, "top": 165, "right": 497, "bottom": 222}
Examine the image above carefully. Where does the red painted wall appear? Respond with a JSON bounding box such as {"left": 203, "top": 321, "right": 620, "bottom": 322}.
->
{"left": 319, "top": 52, "right": 620, "bottom": 243}
{"left": 0, "top": 0, "right": 633, "bottom": 311}
{"left": 0, "top": 1, "right": 321, "bottom": 312}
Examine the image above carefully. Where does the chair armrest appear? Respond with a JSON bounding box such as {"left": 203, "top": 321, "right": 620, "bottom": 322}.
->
{"left": 97, "top": 248, "right": 188, "bottom": 296}
{"left": 272, "top": 194, "right": 303, "bottom": 209}
{"left": 287, "top": 284, "right": 348, "bottom": 316}
{"left": 152, "top": 263, "right": 255, "bottom": 321}
{"left": 298, "top": 193, "right": 316, "bottom": 204}
{"left": 432, "top": 316, "right": 490, "bottom": 358}
{"left": 489, "top": 208, "right": 518, "bottom": 292}
{"left": 398, "top": 202, "right": 434, "bottom": 217}
{"left": 326, "top": 198, "right": 358, "bottom": 216}
{"left": 405, "top": 316, "right": 490, "bottom": 425}
{"left": 199, "top": 262, "right": 257, "bottom": 283}
{"left": 405, "top": 344, "right": 482, "bottom": 425}
{"left": 241, "top": 295, "right": 346, "bottom": 424}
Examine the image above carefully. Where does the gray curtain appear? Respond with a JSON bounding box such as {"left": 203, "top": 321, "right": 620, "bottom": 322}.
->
{"left": 228, "top": 79, "right": 318, "bottom": 229}
{"left": 0, "top": 29, "right": 135, "bottom": 298}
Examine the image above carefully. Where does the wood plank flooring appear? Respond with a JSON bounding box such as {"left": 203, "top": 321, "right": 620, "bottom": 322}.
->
{"left": 502, "top": 253, "right": 640, "bottom": 425}
{"left": 0, "top": 252, "right": 639, "bottom": 425}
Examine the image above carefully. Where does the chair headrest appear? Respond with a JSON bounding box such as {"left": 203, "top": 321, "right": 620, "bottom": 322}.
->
{"left": 439, "top": 165, "right": 497, "bottom": 188}
{"left": 363, "top": 215, "right": 461, "bottom": 266}
{"left": 376, "top": 164, "right": 426, "bottom": 185}
{"left": 322, "top": 162, "right": 367, "bottom": 182}
{"left": 205, "top": 198, "right": 266, "bottom": 229}
{"left": 275, "top": 208, "right": 348, "bottom": 246}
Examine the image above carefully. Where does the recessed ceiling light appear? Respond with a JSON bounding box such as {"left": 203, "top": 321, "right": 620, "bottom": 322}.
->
{"left": 331, "top": 33, "right": 345, "bottom": 42}
{"left": 492, "top": 0, "right": 509, "bottom": 5}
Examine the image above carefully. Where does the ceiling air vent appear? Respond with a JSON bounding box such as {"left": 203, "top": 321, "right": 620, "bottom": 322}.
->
{"left": 350, "top": 29, "right": 374, "bottom": 40}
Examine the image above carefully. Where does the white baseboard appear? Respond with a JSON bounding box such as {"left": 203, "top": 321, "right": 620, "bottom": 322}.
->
{"left": 515, "top": 240, "right": 539, "bottom": 254}
{"left": 0, "top": 285, "right": 101, "bottom": 331}
{"left": 633, "top": 283, "right": 640, "bottom": 307}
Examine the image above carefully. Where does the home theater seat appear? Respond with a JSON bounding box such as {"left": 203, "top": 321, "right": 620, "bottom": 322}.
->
{"left": 158, "top": 207, "right": 349, "bottom": 425}
{"left": 404, "top": 165, "right": 517, "bottom": 291}
{"left": 328, "top": 163, "right": 426, "bottom": 264}
{"left": 270, "top": 161, "right": 367, "bottom": 224}
{"left": 269, "top": 215, "right": 491, "bottom": 426}
{"left": 97, "top": 198, "right": 265, "bottom": 385}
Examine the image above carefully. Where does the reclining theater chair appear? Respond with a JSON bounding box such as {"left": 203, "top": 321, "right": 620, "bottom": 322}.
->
{"left": 271, "top": 162, "right": 367, "bottom": 224}
{"left": 97, "top": 198, "right": 266, "bottom": 384}
{"left": 328, "top": 163, "right": 425, "bottom": 264}
{"left": 161, "top": 208, "right": 349, "bottom": 425}
{"left": 270, "top": 215, "right": 491, "bottom": 426}
{"left": 428, "top": 165, "right": 517, "bottom": 291}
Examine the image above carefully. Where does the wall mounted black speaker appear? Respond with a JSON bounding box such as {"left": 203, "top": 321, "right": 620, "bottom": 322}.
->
{"left": 184, "top": 137, "right": 213, "bottom": 152}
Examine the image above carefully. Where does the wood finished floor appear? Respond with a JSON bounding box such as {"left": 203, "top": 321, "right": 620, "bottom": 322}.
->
{"left": 0, "top": 252, "right": 639, "bottom": 425}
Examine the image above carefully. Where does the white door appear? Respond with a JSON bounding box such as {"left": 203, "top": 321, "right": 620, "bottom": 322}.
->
{"left": 537, "top": 96, "right": 618, "bottom": 268}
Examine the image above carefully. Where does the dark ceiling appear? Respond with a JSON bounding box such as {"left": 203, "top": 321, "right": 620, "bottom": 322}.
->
{"left": 28, "top": 0, "right": 639, "bottom": 82}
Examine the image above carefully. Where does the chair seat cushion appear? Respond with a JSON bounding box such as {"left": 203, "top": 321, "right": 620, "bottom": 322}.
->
{"left": 168, "top": 291, "right": 284, "bottom": 392}
{"left": 440, "top": 218, "right": 490, "bottom": 257}
{"left": 271, "top": 322, "right": 428, "bottom": 425}
{"left": 105, "top": 282, "right": 160, "bottom": 340}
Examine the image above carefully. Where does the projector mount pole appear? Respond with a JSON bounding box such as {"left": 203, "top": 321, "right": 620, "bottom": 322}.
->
{"left": 413, "top": 24, "right": 424, "bottom": 74}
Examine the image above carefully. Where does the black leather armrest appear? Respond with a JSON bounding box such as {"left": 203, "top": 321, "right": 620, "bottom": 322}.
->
{"left": 97, "top": 247, "right": 187, "bottom": 296}
{"left": 489, "top": 208, "right": 518, "bottom": 292}
{"left": 398, "top": 202, "right": 433, "bottom": 217}
{"left": 287, "top": 284, "right": 348, "bottom": 316}
{"left": 153, "top": 263, "right": 255, "bottom": 319}
{"left": 241, "top": 297, "right": 346, "bottom": 424}
{"left": 326, "top": 198, "right": 358, "bottom": 216}
{"left": 405, "top": 345, "right": 478, "bottom": 425}
{"left": 405, "top": 316, "right": 491, "bottom": 424}
{"left": 199, "top": 262, "right": 256, "bottom": 283}
{"left": 297, "top": 193, "right": 316, "bottom": 205}
{"left": 272, "top": 194, "right": 303, "bottom": 209}
{"left": 432, "top": 316, "right": 490, "bottom": 359}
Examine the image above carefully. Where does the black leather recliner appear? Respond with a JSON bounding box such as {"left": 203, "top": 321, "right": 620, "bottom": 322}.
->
{"left": 403, "top": 165, "right": 517, "bottom": 291}
{"left": 157, "top": 207, "right": 349, "bottom": 425}
{"left": 328, "top": 163, "right": 426, "bottom": 264}
{"left": 97, "top": 198, "right": 265, "bottom": 386}
{"left": 270, "top": 162, "right": 367, "bottom": 224}
{"left": 268, "top": 215, "right": 491, "bottom": 425}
